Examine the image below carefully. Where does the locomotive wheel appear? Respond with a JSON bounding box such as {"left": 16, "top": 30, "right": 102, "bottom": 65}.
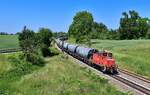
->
{"left": 102, "top": 66, "right": 107, "bottom": 73}
{"left": 113, "top": 68, "right": 118, "bottom": 74}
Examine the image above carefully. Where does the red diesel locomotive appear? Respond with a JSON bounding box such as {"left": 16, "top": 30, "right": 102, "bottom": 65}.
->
{"left": 91, "top": 50, "right": 118, "bottom": 73}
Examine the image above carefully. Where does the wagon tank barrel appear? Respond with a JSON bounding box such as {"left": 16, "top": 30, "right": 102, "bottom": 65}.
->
{"left": 76, "top": 46, "right": 97, "bottom": 59}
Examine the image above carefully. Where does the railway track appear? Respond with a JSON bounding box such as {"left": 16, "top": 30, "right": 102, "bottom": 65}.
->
{"left": 117, "top": 69, "right": 150, "bottom": 95}
{"left": 0, "top": 48, "right": 21, "bottom": 54}
{"left": 119, "top": 69, "right": 150, "bottom": 84}
{"left": 111, "top": 75, "right": 150, "bottom": 95}
{"left": 56, "top": 44, "right": 150, "bottom": 95}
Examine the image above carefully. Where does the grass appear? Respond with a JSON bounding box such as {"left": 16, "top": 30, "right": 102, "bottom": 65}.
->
{"left": 0, "top": 52, "right": 130, "bottom": 95}
{"left": 0, "top": 35, "right": 19, "bottom": 49}
{"left": 90, "top": 39, "right": 150, "bottom": 78}
{"left": 0, "top": 54, "right": 13, "bottom": 75}
{"left": 0, "top": 53, "right": 41, "bottom": 95}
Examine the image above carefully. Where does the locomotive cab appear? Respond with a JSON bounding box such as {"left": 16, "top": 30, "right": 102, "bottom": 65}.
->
{"left": 102, "top": 52, "right": 113, "bottom": 58}
{"left": 92, "top": 50, "right": 118, "bottom": 74}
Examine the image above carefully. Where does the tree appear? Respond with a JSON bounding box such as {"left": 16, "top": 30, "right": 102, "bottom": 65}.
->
{"left": 68, "top": 11, "right": 94, "bottom": 43}
{"left": 18, "top": 26, "right": 44, "bottom": 65}
{"left": 38, "top": 28, "right": 53, "bottom": 48}
{"left": 138, "top": 18, "right": 150, "bottom": 38}
{"left": 146, "top": 28, "right": 150, "bottom": 39}
{"left": 119, "top": 10, "right": 140, "bottom": 39}
{"left": 18, "top": 26, "right": 37, "bottom": 55}
{"left": 107, "top": 29, "right": 119, "bottom": 40}
{"left": 0, "top": 32, "right": 8, "bottom": 35}
{"left": 119, "top": 10, "right": 139, "bottom": 39}
{"left": 91, "top": 22, "right": 109, "bottom": 39}
{"left": 37, "top": 28, "right": 53, "bottom": 57}
{"left": 119, "top": 10, "right": 150, "bottom": 39}
{"left": 53, "top": 32, "right": 68, "bottom": 40}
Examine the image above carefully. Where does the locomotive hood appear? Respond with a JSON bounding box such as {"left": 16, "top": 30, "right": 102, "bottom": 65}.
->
{"left": 106, "top": 58, "right": 115, "bottom": 67}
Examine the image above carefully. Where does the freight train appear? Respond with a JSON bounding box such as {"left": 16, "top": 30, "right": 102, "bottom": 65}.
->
{"left": 56, "top": 39, "right": 118, "bottom": 74}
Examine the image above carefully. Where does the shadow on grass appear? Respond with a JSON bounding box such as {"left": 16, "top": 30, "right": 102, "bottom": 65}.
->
{"left": 42, "top": 47, "right": 60, "bottom": 57}
{"left": 49, "top": 51, "right": 59, "bottom": 57}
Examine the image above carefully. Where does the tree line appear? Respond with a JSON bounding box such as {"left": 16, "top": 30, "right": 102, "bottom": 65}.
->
{"left": 68, "top": 10, "right": 150, "bottom": 44}
{"left": 0, "top": 32, "right": 14, "bottom": 35}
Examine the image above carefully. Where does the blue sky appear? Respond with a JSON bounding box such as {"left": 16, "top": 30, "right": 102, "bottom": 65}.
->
{"left": 0, "top": 0, "right": 150, "bottom": 33}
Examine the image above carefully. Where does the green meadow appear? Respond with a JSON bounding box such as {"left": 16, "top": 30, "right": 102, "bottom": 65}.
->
{"left": 0, "top": 35, "right": 19, "bottom": 49}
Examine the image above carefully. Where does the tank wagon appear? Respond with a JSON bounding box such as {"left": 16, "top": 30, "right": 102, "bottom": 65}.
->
{"left": 75, "top": 47, "right": 97, "bottom": 64}
{"left": 56, "top": 39, "right": 63, "bottom": 48}
{"left": 76, "top": 47, "right": 97, "bottom": 59}
{"left": 63, "top": 42, "right": 69, "bottom": 50}
{"left": 67, "top": 44, "right": 78, "bottom": 53}
{"left": 56, "top": 39, "right": 118, "bottom": 74}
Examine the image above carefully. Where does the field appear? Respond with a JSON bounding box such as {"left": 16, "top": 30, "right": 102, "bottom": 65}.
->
{"left": 0, "top": 35, "right": 19, "bottom": 49}
{"left": 90, "top": 39, "right": 150, "bottom": 78}
{"left": 0, "top": 52, "right": 129, "bottom": 95}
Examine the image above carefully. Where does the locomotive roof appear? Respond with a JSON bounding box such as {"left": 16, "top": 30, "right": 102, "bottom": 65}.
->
{"left": 98, "top": 50, "right": 112, "bottom": 54}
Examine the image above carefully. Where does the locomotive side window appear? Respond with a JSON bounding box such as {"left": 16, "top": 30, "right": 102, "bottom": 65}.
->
{"left": 108, "top": 53, "right": 112, "bottom": 58}
{"left": 103, "top": 53, "right": 107, "bottom": 56}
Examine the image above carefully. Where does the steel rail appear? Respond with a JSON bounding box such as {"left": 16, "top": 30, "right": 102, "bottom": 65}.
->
{"left": 111, "top": 75, "right": 150, "bottom": 95}
{"left": 119, "top": 69, "right": 150, "bottom": 84}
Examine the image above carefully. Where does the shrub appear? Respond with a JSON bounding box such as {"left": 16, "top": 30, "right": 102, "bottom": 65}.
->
{"left": 26, "top": 53, "right": 45, "bottom": 66}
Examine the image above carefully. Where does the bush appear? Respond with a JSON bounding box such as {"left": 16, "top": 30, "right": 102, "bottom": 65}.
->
{"left": 26, "top": 53, "right": 45, "bottom": 66}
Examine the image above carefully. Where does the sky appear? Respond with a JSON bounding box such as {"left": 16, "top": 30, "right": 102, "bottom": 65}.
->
{"left": 0, "top": 0, "right": 150, "bottom": 33}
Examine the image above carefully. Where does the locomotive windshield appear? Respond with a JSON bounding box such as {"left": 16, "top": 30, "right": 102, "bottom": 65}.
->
{"left": 102, "top": 52, "right": 113, "bottom": 58}
{"left": 108, "top": 53, "right": 113, "bottom": 58}
{"left": 103, "top": 53, "right": 107, "bottom": 56}
{"left": 98, "top": 51, "right": 113, "bottom": 58}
